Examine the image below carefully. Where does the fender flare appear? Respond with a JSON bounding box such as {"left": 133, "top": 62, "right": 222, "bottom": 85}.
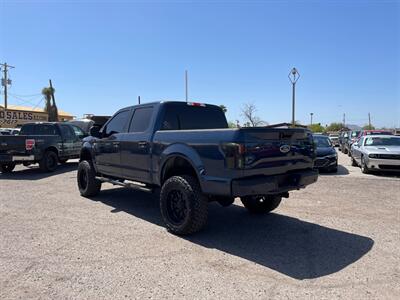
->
{"left": 158, "top": 143, "right": 204, "bottom": 186}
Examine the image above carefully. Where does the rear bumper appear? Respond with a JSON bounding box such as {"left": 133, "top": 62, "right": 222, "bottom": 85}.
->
{"left": 231, "top": 169, "right": 318, "bottom": 197}
{"left": 0, "top": 154, "right": 35, "bottom": 163}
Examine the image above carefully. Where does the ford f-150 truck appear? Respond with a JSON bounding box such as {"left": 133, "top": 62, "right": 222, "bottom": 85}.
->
{"left": 0, "top": 122, "right": 87, "bottom": 173}
{"left": 77, "top": 101, "right": 318, "bottom": 235}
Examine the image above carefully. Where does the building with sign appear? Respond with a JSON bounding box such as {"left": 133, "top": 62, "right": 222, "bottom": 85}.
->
{"left": 0, "top": 104, "right": 74, "bottom": 128}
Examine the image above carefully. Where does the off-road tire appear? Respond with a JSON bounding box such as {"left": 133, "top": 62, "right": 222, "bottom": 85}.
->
{"left": 39, "top": 151, "right": 58, "bottom": 172}
{"left": 361, "top": 156, "right": 370, "bottom": 174}
{"left": 77, "top": 160, "right": 102, "bottom": 197}
{"left": 240, "top": 195, "right": 282, "bottom": 214}
{"left": 160, "top": 175, "right": 208, "bottom": 235}
{"left": 0, "top": 163, "right": 16, "bottom": 173}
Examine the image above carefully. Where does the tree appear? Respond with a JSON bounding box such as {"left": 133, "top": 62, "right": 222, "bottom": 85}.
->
{"left": 42, "top": 87, "right": 58, "bottom": 122}
{"left": 326, "top": 122, "right": 343, "bottom": 132}
{"left": 363, "top": 124, "right": 375, "bottom": 130}
{"left": 219, "top": 105, "right": 227, "bottom": 114}
{"left": 308, "top": 123, "right": 325, "bottom": 133}
{"left": 227, "top": 121, "right": 237, "bottom": 128}
{"left": 241, "top": 103, "right": 267, "bottom": 127}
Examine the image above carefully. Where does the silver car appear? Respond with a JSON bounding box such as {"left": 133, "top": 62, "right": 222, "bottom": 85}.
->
{"left": 351, "top": 135, "right": 400, "bottom": 173}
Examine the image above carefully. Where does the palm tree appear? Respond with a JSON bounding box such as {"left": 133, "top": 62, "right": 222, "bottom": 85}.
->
{"left": 219, "top": 105, "right": 227, "bottom": 114}
{"left": 42, "top": 87, "right": 58, "bottom": 122}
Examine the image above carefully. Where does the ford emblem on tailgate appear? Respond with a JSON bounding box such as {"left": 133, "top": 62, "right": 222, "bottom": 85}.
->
{"left": 280, "top": 145, "right": 291, "bottom": 153}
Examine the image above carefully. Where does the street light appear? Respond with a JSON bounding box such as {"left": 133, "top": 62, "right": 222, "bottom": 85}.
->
{"left": 310, "top": 112, "right": 314, "bottom": 125}
{"left": 288, "top": 67, "right": 300, "bottom": 127}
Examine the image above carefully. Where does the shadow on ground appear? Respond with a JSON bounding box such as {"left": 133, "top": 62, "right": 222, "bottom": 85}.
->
{"left": 94, "top": 187, "right": 374, "bottom": 280}
{"left": 319, "top": 164, "right": 350, "bottom": 176}
{"left": 0, "top": 162, "right": 78, "bottom": 180}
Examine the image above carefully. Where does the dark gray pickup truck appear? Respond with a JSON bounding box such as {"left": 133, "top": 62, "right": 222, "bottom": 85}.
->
{"left": 77, "top": 101, "right": 318, "bottom": 235}
{"left": 0, "top": 122, "right": 86, "bottom": 173}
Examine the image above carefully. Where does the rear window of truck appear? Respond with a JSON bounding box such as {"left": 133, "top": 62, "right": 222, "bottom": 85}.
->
{"left": 161, "top": 104, "right": 228, "bottom": 130}
{"left": 20, "top": 124, "right": 57, "bottom": 135}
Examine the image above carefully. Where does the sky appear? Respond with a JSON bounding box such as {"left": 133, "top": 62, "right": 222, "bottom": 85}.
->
{"left": 1, "top": 0, "right": 399, "bottom": 128}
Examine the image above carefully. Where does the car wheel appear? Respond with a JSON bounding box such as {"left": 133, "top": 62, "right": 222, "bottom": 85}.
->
{"left": 361, "top": 156, "right": 369, "bottom": 174}
{"left": 39, "top": 151, "right": 58, "bottom": 172}
{"left": 77, "top": 160, "right": 102, "bottom": 197}
{"left": 160, "top": 175, "right": 208, "bottom": 235}
{"left": 351, "top": 157, "right": 358, "bottom": 167}
{"left": 0, "top": 163, "right": 16, "bottom": 173}
{"left": 240, "top": 195, "right": 282, "bottom": 214}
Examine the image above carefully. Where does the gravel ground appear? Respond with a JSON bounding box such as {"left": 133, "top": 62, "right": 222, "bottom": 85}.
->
{"left": 1, "top": 150, "right": 399, "bottom": 299}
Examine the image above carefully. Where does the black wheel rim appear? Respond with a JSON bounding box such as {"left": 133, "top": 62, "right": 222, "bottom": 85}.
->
{"left": 47, "top": 155, "right": 57, "bottom": 169}
{"left": 79, "top": 169, "right": 88, "bottom": 190}
{"left": 166, "top": 190, "right": 188, "bottom": 225}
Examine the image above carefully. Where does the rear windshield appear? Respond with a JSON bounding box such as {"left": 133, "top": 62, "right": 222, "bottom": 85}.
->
{"left": 364, "top": 137, "right": 400, "bottom": 146}
{"left": 20, "top": 124, "right": 57, "bottom": 135}
{"left": 161, "top": 104, "right": 228, "bottom": 130}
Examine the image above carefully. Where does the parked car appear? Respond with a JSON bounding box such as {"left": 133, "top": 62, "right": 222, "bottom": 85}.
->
{"left": 328, "top": 133, "right": 339, "bottom": 147}
{"left": 0, "top": 122, "right": 87, "bottom": 173}
{"left": 77, "top": 101, "right": 318, "bottom": 235}
{"left": 351, "top": 135, "right": 400, "bottom": 173}
{"left": 69, "top": 115, "right": 110, "bottom": 134}
{"left": 313, "top": 134, "right": 338, "bottom": 172}
{"left": 345, "top": 130, "right": 361, "bottom": 156}
{"left": 339, "top": 131, "right": 350, "bottom": 153}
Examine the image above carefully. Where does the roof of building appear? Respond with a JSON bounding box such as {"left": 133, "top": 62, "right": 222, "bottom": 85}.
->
{"left": 0, "top": 104, "right": 74, "bottom": 117}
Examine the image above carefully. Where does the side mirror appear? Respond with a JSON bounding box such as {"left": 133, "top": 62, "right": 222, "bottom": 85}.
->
{"left": 89, "top": 125, "right": 102, "bottom": 138}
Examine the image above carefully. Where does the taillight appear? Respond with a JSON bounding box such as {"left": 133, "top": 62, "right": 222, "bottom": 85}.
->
{"left": 25, "top": 139, "right": 35, "bottom": 150}
{"left": 221, "top": 143, "right": 245, "bottom": 169}
{"left": 187, "top": 102, "right": 206, "bottom": 107}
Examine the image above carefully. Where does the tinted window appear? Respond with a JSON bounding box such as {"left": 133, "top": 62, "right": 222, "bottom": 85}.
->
{"left": 36, "top": 124, "right": 57, "bottom": 135}
{"left": 60, "top": 125, "right": 74, "bottom": 139}
{"left": 129, "top": 107, "right": 153, "bottom": 132}
{"left": 161, "top": 104, "right": 228, "bottom": 130}
{"left": 20, "top": 124, "right": 35, "bottom": 135}
{"left": 104, "top": 110, "right": 130, "bottom": 136}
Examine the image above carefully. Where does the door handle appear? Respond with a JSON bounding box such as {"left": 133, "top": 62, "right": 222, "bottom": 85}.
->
{"left": 138, "top": 141, "right": 148, "bottom": 148}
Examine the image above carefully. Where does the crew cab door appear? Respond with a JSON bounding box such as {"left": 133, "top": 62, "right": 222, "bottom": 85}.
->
{"left": 94, "top": 109, "right": 131, "bottom": 177}
{"left": 70, "top": 125, "right": 86, "bottom": 156}
{"left": 59, "top": 124, "right": 75, "bottom": 157}
{"left": 120, "top": 106, "right": 154, "bottom": 183}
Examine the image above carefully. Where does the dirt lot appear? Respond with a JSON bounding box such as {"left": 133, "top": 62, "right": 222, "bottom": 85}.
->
{"left": 1, "top": 150, "right": 399, "bottom": 299}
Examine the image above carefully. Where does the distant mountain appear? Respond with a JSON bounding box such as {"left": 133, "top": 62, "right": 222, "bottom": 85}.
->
{"left": 346, "top": 124, "right": 362, "bottom": 130}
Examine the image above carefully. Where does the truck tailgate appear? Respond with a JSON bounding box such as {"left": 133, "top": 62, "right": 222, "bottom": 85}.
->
{"left": 240, "top": 128, "right": 315, "bottom": 176}
{"left": 0, "top": 135, "right": 27, "bottom": 154}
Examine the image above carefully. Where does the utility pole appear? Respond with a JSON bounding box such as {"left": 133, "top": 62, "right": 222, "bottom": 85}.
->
{"left": 288, "top": 68, "right": 300, "bottom": 127}
{"left": 138, "top": 96, "right": 141, "bottom": 104}
{"left": 1, "top": 62, "right": 15, "bottom": 110}
{"left": 310, "top": 112, "right": 314, "bottom": 125}
{"left": 185, "top": 70, "right": 188, "bottom": 102}
{"left": 368, "top": 112, "right": 371, "bottom": 128}
{"left": 343, "top": 113, "right": 346, "bottom": 127}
